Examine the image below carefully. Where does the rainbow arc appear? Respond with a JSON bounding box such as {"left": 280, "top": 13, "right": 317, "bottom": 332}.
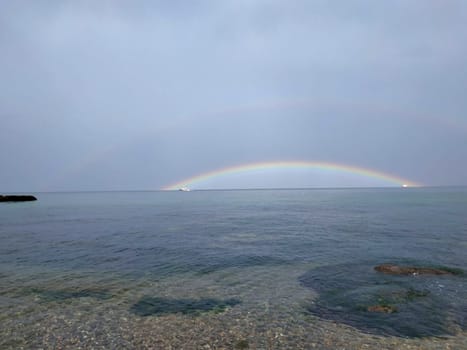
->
{"left": 162, "top": 161, "right": 420, "bottom": 190}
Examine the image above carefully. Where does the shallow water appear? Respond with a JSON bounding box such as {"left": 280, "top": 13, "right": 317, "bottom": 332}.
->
{"left": 1, "top": 188, "right": 467, "bottom": 349}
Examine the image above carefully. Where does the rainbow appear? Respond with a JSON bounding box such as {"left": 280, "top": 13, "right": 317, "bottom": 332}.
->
{"left": 51, "top": 99, "right": 464, "bottom": 191}
{"left": 162, "top": 161, "right": 420, "bottom": 190}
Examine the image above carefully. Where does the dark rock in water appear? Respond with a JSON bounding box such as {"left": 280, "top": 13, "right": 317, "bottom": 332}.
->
{"left": 130, "top": 297, "right": 241, "bottom": 316}
{"left": 375, "top": 264, "right": 463, "bottom": 276}
{"left": 367, "top": 305, "right": 397, "bottom": 313}
{"left": 234, "top": 339, "right": 250, "bottom": 349}
{"left": 0, "top": 195, "right": 37, "bottom": 202}
{"left": 299, "top": 262, "right": 467, "bottom": 338}
{"left": 30, "top": 288, "right": 112, "bottom": 301}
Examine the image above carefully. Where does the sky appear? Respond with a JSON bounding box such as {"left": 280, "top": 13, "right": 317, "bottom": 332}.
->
{"left": 1, "top": 0, "right": 467, "bottom": 191}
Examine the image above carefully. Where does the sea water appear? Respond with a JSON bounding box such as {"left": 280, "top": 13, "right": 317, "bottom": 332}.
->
{"left": 1, "top": 188, "right": 467, "bottom": 349}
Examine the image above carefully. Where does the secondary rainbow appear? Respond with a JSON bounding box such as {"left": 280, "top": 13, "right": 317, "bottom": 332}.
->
{"left": 162, "top": 161, "right": 420, "bottom": 190}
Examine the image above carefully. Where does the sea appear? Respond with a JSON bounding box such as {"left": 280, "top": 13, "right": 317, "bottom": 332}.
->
{"left": 1, "top": 188, "right": 467, "bottom": 349}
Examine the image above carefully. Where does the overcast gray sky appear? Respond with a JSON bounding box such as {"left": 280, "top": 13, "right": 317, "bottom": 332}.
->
{"left": 1, "top": 0, "right": 467, "bottom": 191}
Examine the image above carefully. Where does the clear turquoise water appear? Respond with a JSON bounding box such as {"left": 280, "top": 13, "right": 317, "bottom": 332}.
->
{"left": 1, "top": 188, "right": 467, "bottom": 347}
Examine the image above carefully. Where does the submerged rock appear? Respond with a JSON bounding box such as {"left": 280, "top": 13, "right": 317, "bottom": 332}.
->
{"left": 299, "top": 262, "right": 467, "bottom": 338}
{"left": 31, "top": 288, "right": 112, "bottom": 301}
{"left": 130, "top": 297, "right": 241, "bottom": 316}
{"left": 374, "top": 264, "right": 462, "bottom": 276}
{"left": 367, "top": 305, "right": 398, "bottom": 313}
{"left": 0, "top": 195, "right": 37, "bottom": 202}
{"left": 234, "top": 339, "right": 250, "bottom": 349}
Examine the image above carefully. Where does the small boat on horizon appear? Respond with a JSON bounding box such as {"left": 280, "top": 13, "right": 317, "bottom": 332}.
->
{"left": 178, "top": 187, "right": 191, "bottom": 192}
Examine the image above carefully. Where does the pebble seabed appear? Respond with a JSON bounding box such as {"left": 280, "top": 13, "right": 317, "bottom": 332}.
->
{"left": 1, "top": 264, "right": 467, "bottom": 350}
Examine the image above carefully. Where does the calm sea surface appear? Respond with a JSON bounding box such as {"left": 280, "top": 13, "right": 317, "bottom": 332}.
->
{"left": 1, "top": 188, "right": 467, "bottom": 349}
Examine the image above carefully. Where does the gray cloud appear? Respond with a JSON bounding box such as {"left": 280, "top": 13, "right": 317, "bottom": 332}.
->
{"left": 1, "top": 1, "right": 466, "bottom": 191}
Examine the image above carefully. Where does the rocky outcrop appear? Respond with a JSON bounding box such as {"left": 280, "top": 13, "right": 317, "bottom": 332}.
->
{"left": 0, "top": 195, "right": 37, "bottom": 202}
{"left": 374, "top": 264, "right": 461, "bottom": 276}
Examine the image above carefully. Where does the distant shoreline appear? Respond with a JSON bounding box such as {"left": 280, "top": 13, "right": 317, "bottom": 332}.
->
{"left": 0, "top": 195, "right": 37, "bottom": 202}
